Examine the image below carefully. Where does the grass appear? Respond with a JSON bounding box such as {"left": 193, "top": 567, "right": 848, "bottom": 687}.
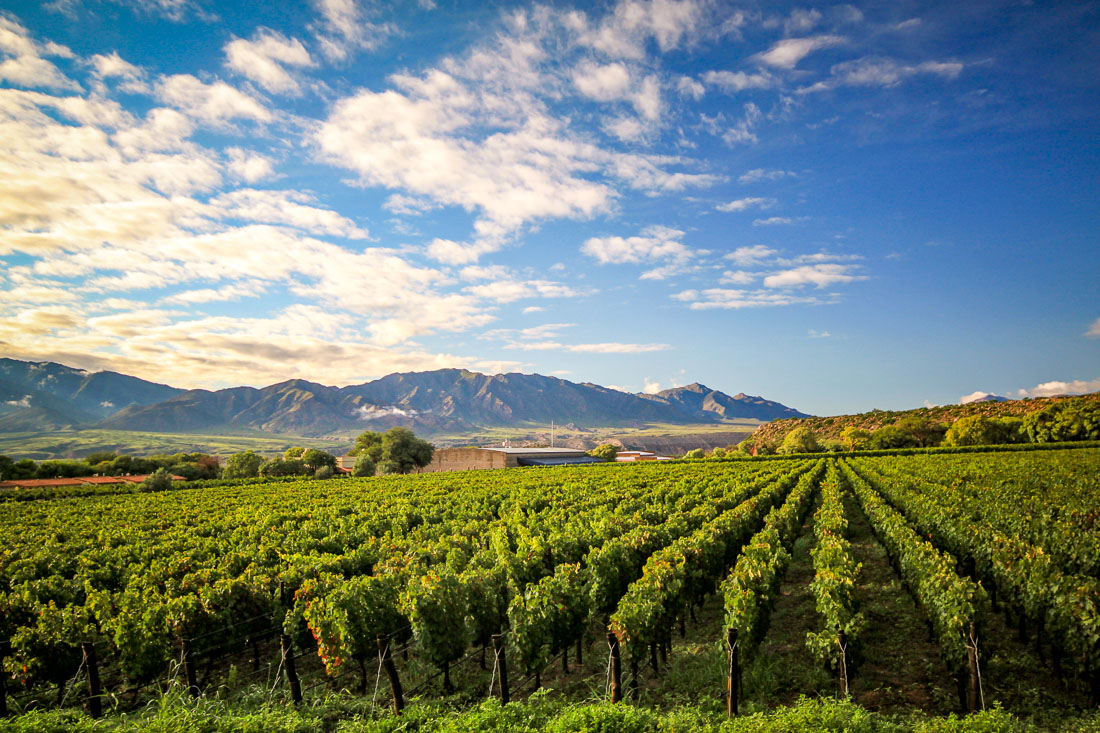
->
{"left": 3, "top": 690, "right": 1096, "bottom": 732}
{"left": 0, "top": 429, "right": 349, "bottom": 460}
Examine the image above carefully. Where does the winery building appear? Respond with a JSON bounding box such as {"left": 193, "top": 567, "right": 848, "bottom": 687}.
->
{"left": 418, "top": 446, "right": 603, "bottom": 473}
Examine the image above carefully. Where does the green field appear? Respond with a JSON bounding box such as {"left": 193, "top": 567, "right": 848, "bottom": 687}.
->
{"left": 0, "top": 421, "right": 760, "bottom": 460}
{"left": 1, "top": 449, "right": 1097, "bottom": 731}
{"left": 0, "top": 429, "right": 350, "bottom": 460}
{"left": 430, "top": 420, "right": 760, "bottom": 452}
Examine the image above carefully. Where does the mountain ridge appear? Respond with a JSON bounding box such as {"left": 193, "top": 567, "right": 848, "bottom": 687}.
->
{"left": 0, "top": 358, "right": 809, "bottom": 438}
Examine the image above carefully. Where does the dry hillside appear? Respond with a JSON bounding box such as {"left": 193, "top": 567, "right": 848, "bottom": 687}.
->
{"left": 749, "top": 392, "right": 1100, "bottom": 446}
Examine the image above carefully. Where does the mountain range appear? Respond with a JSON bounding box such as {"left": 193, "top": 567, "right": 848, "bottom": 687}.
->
{"left": 0, "top": 358, "right": 809, "bottom": 438}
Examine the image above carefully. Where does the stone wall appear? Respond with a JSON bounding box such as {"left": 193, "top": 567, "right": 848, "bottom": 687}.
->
{"left": 418, "top": 447, "right": 513, "bottom": 473}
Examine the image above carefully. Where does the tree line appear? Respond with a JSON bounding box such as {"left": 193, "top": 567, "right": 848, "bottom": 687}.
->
{"left": 0, "top": 451, "right": 220, "bottom": 482}
{"left": 1, "top": 427, "right": 436, "bottom": 483}
{"left": 221, "top": 427, "right": 435, "bottom": 480}
{"left": 737, "top": 398, "right": 1099, "bottom": 455}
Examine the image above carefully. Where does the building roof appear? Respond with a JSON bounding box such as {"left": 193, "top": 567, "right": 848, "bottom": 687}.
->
{"left": 481, "top": 447, "right": 587, "bottom": 455}
{"left": 516, "top": 455, "right": 606, "bottom": 467}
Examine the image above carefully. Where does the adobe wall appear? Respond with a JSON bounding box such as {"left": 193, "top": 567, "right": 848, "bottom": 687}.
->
{"left": 418, "top": 447, "right": 512, "bottom": 473}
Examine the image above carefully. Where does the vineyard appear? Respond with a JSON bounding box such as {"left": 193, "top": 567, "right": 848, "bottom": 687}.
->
{"left": 0, "top": 449, "right": 1098, "bottom": 731}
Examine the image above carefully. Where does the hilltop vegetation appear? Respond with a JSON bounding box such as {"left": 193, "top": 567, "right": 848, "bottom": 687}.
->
{"left": 742, "top": 392, "right": 1100, "bottom": 454}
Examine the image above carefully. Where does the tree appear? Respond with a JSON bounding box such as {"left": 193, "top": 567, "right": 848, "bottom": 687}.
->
{"left": 895, "top": 416, "right": 948, "bottom": 447}
{"left": 13, "top": 459, "right": 36, "bottom": 479}
{"left": 284, "top": 446, "right": 307, "bottom": 461}
{"left": 945, "top": 415, "right": 1027, "bottom": 446}
{"left": 84, "top": 451, "right": 117, "bottom": 465}
{"left": 301, "top": 449, "right": 337, "bottom": 472}
{"left": 140, "top": 467, "right": 174, "bottom": 492}
{"left": 259, "top": 457, "right": 308, "bottom": 477}
{"left": 778, "top": 426, "right": 821, "bottom": 454}
{"left": 223, "top": 450, "right": 263, "bottom": 479}
{"left": 840, "top": 426, "right": 872, "bottom": 451}
{"left": 376, "top": 459, "right": 402, "bottom": 475}
{"left": 352, "top": 454, "right": 376, "bottom": 477}
{"left": 380, "top": 427, "right": 434, "bottom": 474}
{"left": 349, "top": 431, "right": 384, "bottom": 462}
{"left": 1024, "top": 400, "right": 1100, "bottom": 443}
{"left": 587, "top": 443, "right": 619, "bottom": 461}
{"left": 196, "top": 454, "right": 220, "bottom": 479}
{"left": 313, "top": 465, "right": 334, "bottom": 480}
{"left": 684, "top": 448, "right": 705, "bottom": 459}
{"left": 868, "top": 425, "right": 919, "bottom": 450}
{"left": 711, "top": 446, "right": 727, "bottom": 458}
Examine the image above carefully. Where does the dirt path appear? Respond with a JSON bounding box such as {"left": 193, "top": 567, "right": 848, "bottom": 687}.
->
{"left": 741, "top": 497, "right": 833, "bottom": 707}
{"left": 841, "top": 493, "right": 957, "bottom": 713}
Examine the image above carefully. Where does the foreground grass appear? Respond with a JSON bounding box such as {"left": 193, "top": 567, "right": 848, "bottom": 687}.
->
{"left": 3, "top": 692, "right": 1096, "bottom": 733}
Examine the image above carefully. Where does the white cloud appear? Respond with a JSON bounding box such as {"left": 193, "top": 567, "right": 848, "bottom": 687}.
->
{"left": 581, "top": 225, "right": 689, "bottom": 265}
{"left": 604, "top": 116, "right": 646, "bottom": 142}
{"left": 739, "top": 168, "right": 797, "bottom": 184}
{"left": 1088, "top": 317, "right": 1100, "bottom": 337}
{"left": 226, "top": 147, "right": 275, "bottom": 183}
{"left": 754, "top": 35, "right": 845, "bottom": 69}
{"left": 643, "top": 377, "right": 662, "bottom": 394}
{"left": 0, "top": 14, "right": 80, "bottom": 91}
{"left": 800, "top": 57, "right": 964, "bottom": 93}
{"left": 1017, "top": 378, "right": 1100, "bottom": 399}
{"left": 210, "top": 189, "right": 369, "bottom": 239}
{"left": 4, "top": 395, "right": 31, "bottom": 408}
{"left": 808, "top": 329, "right": 831, "bottom": 338}
{"left": 573, "top": 61, "right": 632, "bottom": 101}
{"left": 358, "top": 404, "right": 418, "bottom": 420}
{"left": 161, "top": 283, "right": 266, "bottom": 305}
{"left": 725, "top": 245, "right": 777, "bottom": 265}
{"left": 110, "top": 0, "right": 197, "bottom": 22}
{"left": 702, "top": 70, "right": 772, "bottom": 93}
{"left": 676, "top": 75, "right": 704, "bottom": 100}
{"left": 480, "top": 322, "right": 577, "bottom": 341}
{"left": 89, "top": 51, "right": 148, "bottom": 93}
{"left": 753, "top": 216, "right": 807, "bottom": 226}
{"left": 720, "top": 270, "right": 756, "bottom": 285}
{"left": 317, "top": 81, "right": 615, "bottom": 237}
{"left": 571, "top": 0, "right": 707, "bottom": 60}
{"left": 426, "top": 238, "right": 503, "bottom": 265}
{"left": 959, "top": 390, "right": 1002, "bottom": 404}
{"left": 672, "top": 288, "right": 831, "bottom": 310}
{"left": 508, "top": 340, "right": 670, "bottom": 354}
{"left": 762, "top": 263, "right": 865, "bottom": 288}
{"left": 224, "top": 29, "right": 314, "bottom": 95}
{"left": 784, "top": 9, "right": 822, "bottom": 35}
{"left": 465, "top": 279, "right": 580, "bottom": 303}
{"left": 522, "top": 306, "right": 545, "bottom": 314}
{"left": 310, "top": 0, "right": 397, "bottom": 62}
{"left": 156, "top": 74, "right": 272, "bottom": 127}
{"left": 717, "top": 197, "right": 776, "bottom": 213}
{"left": 458, "top": 265, "right": 511, "bottom": 281}
{"left": 722, "top": 102, "right": 762, "bottom": 145}
{"left": 633, "top": 74, "right": 662, "bottom": 121}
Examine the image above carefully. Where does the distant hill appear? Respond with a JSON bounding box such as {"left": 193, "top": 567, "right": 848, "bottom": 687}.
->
{"left": 960, "top": 392, "right": 1010, "bottom": 404}
{"left": 642, "top": 383, "right": 808, "bottom": 422}
{"left": 0, "top": 359, "right": 808, "bottom": 438}
{"left": 748, "top": 392, "right": 1100, "bottom": 447}
{"left": 0, "top": 359, "right": 183, "bottom": 430}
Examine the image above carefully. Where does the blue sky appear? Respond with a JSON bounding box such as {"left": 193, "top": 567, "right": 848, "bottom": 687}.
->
{"left": 0, "top": 0, "right": 1097, "bottom": 417}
